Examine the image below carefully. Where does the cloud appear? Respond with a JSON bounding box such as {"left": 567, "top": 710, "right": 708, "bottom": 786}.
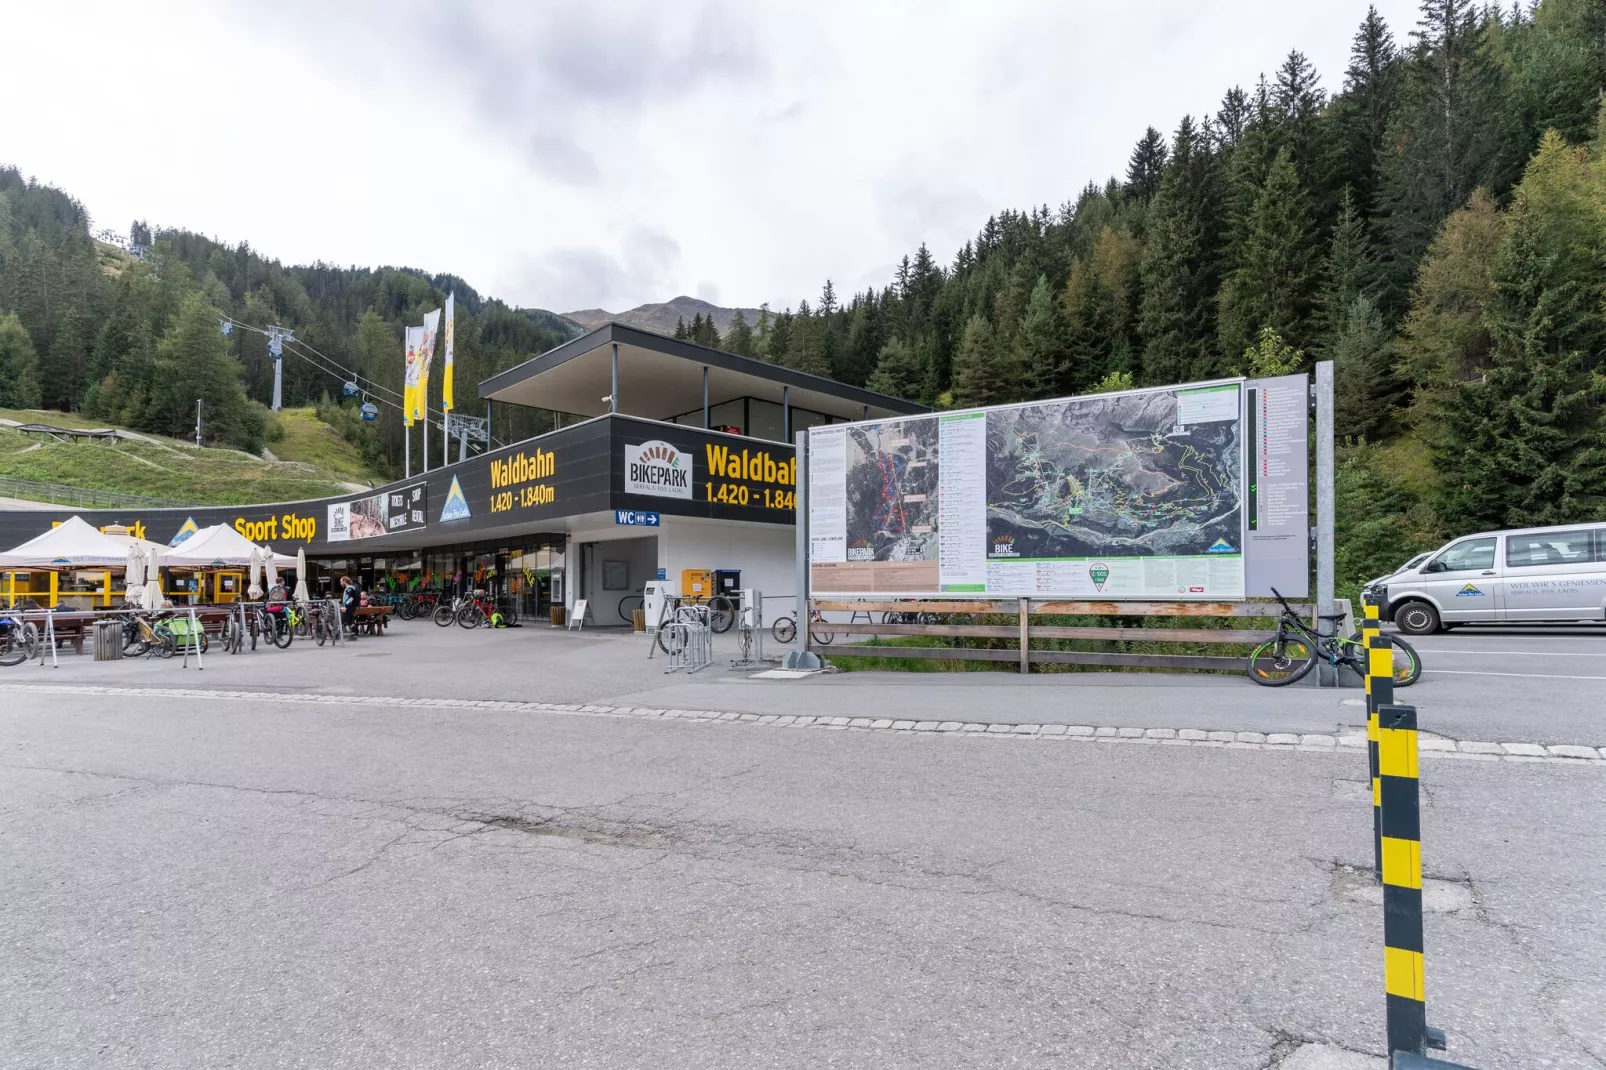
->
{"left": 505, "top": 225, "right": 682, "bottom": 311}
{"left": 525, "top": 133, "right": 601, "bottom": 187}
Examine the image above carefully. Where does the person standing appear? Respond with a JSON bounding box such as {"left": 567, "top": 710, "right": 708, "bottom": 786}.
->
{"left": 339, "top": 574, "right": 360, "bottom": 640}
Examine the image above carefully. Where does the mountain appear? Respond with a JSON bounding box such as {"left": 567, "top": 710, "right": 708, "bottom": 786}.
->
{"left": 563, "top": 296, "right": 763, "bottom": 336}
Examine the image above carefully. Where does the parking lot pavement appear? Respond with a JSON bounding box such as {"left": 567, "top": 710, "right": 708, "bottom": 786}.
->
{"left": 19, "top": 619, "right": 1606, "bottom": 746}
{"left": 2, "top": 685, "right": 1602, "bottom": 1069}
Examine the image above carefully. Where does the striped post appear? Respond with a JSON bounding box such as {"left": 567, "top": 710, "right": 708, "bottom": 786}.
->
{"left": 1363, "top": 605, "right": 1392, "bottom": 882}
{"left": 1378, "top": 701, "right": 1427, "bottom": 1058}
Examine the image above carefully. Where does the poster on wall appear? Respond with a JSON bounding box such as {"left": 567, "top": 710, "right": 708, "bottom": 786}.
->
{"left": 624, "top": 440, "right": 694, "bottom": 500}
{"left": 808, "top": 379, "right": 1249, "bottom": 599}
{"left": 326, "top": 482, "right": 428, "bottom": 542}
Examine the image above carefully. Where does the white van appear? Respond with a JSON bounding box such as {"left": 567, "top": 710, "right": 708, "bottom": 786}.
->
{"left": 1366, "top": 522, "right": 1606, "bottom": 634}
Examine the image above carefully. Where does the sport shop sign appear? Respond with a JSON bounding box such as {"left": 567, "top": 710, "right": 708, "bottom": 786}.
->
{"left": 624, "top": 440, "right": 693, "bottom": 500}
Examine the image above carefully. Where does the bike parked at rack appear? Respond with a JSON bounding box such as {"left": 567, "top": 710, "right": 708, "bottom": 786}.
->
{"left": 0, "top": 611, "right": 39, "bottom": 666}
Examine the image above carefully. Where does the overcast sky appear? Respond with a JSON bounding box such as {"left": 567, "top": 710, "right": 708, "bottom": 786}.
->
{"left": 6, "top": 0, "right": 1422, "bottom": 315}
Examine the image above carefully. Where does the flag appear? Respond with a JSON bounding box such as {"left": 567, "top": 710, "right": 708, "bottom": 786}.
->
{"left": 419, "top": 308, "right": 441, "bottom": 422}
{"left": 442, "top": 293, "right": 455, "bottom": 412}
{"left": 404, "top": 326, "right": 424, "bottom": 425}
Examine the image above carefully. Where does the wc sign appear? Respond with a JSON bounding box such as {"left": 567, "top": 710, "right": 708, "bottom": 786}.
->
{"left": 624, "top": 440, "right": 693, "bottom": 500}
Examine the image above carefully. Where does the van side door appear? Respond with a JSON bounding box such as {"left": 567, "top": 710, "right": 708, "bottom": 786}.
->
{"left": 1501, "top": 528, "right": 1606, "bottom": 621}
{"left": 1420, "top": 536, "right": 1500, "bottom": 622}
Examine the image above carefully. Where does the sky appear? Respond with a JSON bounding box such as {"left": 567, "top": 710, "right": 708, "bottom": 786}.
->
{"left": 5, "top": 0, "right": 1424, "bottom": 316}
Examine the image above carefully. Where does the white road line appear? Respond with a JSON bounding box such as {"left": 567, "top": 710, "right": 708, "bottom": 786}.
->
{"left": 1425, "top": 669, "right": 1606, "bottom": 681}
{"left": 1414, "top": 648, "right": 1606, "bottom": 657}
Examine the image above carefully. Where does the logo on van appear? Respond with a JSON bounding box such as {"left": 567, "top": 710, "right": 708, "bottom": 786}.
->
{"left": 1456, "top": 583, "right": 1484, "bottom": 597}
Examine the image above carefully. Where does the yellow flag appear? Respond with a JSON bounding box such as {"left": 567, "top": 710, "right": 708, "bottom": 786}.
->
{"left": 403, "top": 326, "right": 423, "bottom": 426}
{"left": 419, "top": 309, "right": 440, "bottom": 422}
{"left": 443, "top": 292, "right": 455, "bottom": 412}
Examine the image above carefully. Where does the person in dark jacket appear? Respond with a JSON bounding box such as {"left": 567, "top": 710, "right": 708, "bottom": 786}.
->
{"left": 340, "top": 575, "right": 360, "bottom": 639}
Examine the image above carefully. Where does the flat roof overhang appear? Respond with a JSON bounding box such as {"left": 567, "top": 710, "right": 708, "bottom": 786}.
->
{"left": 478, "top": 322, "right": 927, "bottom": 423}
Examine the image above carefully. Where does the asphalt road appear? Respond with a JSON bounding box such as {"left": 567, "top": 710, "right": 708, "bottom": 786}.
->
{"left": 2, "top": 637, "right": 1604, "bottom": 1068}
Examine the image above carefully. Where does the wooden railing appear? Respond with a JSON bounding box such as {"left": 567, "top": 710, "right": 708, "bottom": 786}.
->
{"left": 807, "top": 598, "right": 1320, "bottom": 673}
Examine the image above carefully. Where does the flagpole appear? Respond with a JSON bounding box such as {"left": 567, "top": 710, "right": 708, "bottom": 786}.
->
{"left": 405, "top": 423, "right": 411, "bottom": 479}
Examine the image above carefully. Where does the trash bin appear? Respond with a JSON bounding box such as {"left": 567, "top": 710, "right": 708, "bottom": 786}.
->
{"left": 93, "top": 620, "right": 123, "bottom": 661}
{"left": 550, "top": 606, "right": 566, "bottom": 627}
{"left": 632, "top": 608, "right": 646, "bottom": 632}
{"left": 714, "top": 570, "right": 741, "bottom": 598}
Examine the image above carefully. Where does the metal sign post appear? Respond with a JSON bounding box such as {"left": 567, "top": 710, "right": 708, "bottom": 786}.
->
{"left": 1315, "top": 360, "right": 1337, "bottom": 685}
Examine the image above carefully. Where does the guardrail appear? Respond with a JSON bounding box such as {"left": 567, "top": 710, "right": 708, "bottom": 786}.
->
{"left": 805, "top": 598, "right": 1320, "bottom": 673}
{"left": 0, "top": 476, "right": 190, "bottom": 509}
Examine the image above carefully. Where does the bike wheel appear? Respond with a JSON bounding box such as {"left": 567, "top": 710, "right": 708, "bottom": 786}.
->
{"left": 771, "top": 617, "right": 796, "bottom": 644}
{"left": 457, "top": 605, "right": 485, "bottom": 629}
{"left": 315, "top": 616, "right": 329, "bottom": 646}
{"left": 397, "top": 600, "right": 415, "bottom": 621}
{"left": 1346, "top": 632, "right": 1423, "bottom": 687}
{"left": 1246, "top": 636, "right": 1317, "bottom": 686}
{"left": 0, "top": 630, "right": 26, "bottom": 667}
{"left": 708, "top": 596, "right": 736, "bottom": 634}
{"left": 433, "top": 604, "right": 456, "bottom": 627}
{"left": 810, "top": 626, "right": 835, "bottom": 645}
{"left": 272, "top": 621, "right": 293, "bottom": 649}
{"left": 199, "top": 632, "right": 210, "bottom": 654}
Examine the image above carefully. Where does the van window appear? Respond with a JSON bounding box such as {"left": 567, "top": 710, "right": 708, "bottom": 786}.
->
{"left": 1429, "top": 537, "right": 1496, "bottom": 573}
{"left": 1505, "top": 530, "right": 1597, "bottom": 567}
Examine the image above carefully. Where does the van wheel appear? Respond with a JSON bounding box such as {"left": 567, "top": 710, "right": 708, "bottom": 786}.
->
{"left": 1395, "top": 601, "right": 1441, "bottom": 635}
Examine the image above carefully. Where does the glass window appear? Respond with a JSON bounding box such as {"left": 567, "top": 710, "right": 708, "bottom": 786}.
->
{"left": 1505, "top": 529, "right": 1597, "bottom": 567}
{"left": 707, "top": 399, "right": 745, "bottom": 435}
{"left": 749, "top": 398, "right": 785, "bottom": 442}
{"left": 791, "top": 409, "right": 832, "bottom": 434}
{"left": 1430, "top": 537, "right": 1496, "bottom": 573}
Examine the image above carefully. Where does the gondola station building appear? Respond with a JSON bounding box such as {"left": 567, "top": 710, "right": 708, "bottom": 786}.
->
{"left": 0, "top": 323, "right": 926, "bottom": 623}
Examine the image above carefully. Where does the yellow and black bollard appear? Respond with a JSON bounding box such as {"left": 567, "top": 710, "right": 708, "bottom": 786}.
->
{"left": 1378, "top": 702, "right": 1448, "bottom": 1061}
{"left": 1363, "top": 605, "right": 1392, "bottom": 882}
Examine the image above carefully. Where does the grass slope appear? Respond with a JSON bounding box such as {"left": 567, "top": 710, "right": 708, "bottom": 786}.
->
{"left": 268, "top": 408, "right": 385, "bottom": 486}
{"left": 0, "top": 407, "right": 364, "bottom": 506}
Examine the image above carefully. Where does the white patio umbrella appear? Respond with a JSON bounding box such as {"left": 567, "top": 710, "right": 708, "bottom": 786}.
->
{"left": 247, "top": 547, "right": 263, "bottom": 601}
{"left": 125, "top": 543, "right": 146, "bottom": 607}
{"left": 293, "top": 546, "right": 310, "bottom": 603}
{"left": 263, "top": 547, "right": 279, "bottom": 598}
{"left": 143, "top": 546, "right": 163, "bottom": 609}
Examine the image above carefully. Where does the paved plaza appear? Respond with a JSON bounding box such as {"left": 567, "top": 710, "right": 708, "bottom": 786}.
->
{"left": 3, "top": 624, "right": 1604, "bottom": 1068}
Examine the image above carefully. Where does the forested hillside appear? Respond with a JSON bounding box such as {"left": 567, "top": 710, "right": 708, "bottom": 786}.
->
{"left": 0, "top": 175, "right": 578, "bottom": 478}
{"left": 2, "top": 0, "right": 1604, "bottom": 593}
{"left": 682, "top": 0, "right": 1606, "bottom": 592}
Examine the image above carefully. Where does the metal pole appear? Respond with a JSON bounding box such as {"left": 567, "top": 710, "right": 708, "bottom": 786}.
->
{"left": 611, "top": 343, "right": 620, "bottom": 414}
{"left": 702, "top": 366, "right": 709, "bottom": 428}
{"left": 794, "top": 430, "right": 809, "bottom": 655}
{"left": 195, "top": 399, "right": 203, "bottom": 447}
{"left": 1315, "top": 360, "right": 1336, "bottom": 686}
{"left": 404, "top": 423, "right": 411, "bottom": 479}
{"left": 783, "top": 386, "right": 790, "bottom": 441}
{"left": 423, "top": 394, "right": 430, "bottom": 474}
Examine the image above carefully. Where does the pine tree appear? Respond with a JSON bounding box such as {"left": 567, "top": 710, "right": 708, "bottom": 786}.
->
{"left": 1332, "top": 295, "right": 1397, "bottom": 439}
{"left": 40, "top": 306, "right": 88, "bottom": 410}
{"left": 0, "top": 313, "right": 42, "bottom": 408}
{"left": 725, "top": 309, "right": 755, "bottom": 356}
{"left": 1314, "top": 187, "right": 1376, "bottom": 351}
{"left": 1014, "top": 275, "right": 1068, "bottom": 399}
{"left": 143, "top": 293, "right": 265, "bottom": 450}
{"left": 673, "top": 316, "right": 689, "bottom": 340}
{"left": 1217, "top": 146, "right": 1316, "bottom": 360}
{"left": 1138, "top": 117, "right": 1225, "bottom": 384}
{"left": 1126, "top": 127, "right": 1169, "bottom": 200}
{"left": 1335, "top": 6, "right": 1401, "bottom": 212}
{"left": 1216, "top": 87, "right": 1251, "bottom": 148}
{"left": 866, "top": 337, "right": 923, "bottom": 400}
{"left": 1434, "top": 130, "right": 1606, "bottom": 529}
{"left": 950, "top": 314, "right": 1011, "bottom": 408}
{"left": 753, "top": 304, "right": 772, "bottom": 358}
{"left": 1378, "top": 0, "right": 1510, "bottom": 300}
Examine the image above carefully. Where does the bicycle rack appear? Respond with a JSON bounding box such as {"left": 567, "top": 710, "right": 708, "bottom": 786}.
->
{"left": 664, "top": 604, "right": 713, "bottom": 674}
{"left": 730, "top": 590, "right": 768, "bottom": 668}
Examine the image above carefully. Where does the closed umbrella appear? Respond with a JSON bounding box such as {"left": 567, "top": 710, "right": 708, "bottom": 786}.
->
{"left": 263, "top": 548, "right": 279, "bottom": 598}
{"left": 144, "top": 546, "right": 163, "bottom": 609}
{"left": 294, "top": 546, "right": 310, "bottom": 603}
{"left": 247, "top": 547, "right": 263, "bottom": 601}
{"left": 125, "top": 544, "right": 146, "bottom": 607}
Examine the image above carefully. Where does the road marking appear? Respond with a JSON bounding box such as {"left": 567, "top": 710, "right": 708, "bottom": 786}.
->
{"left": 1414, "top": 648, "right": 1606, "bottom": 657}
{"left": 9, "top": 684, "right": 1604, "bottom": 766}
{"left": 1425, "top": 669, "right": 1606, "bottom": 681}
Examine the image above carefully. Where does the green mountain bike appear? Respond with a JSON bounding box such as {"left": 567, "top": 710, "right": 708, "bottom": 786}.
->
{"left": 1247, "top": 588, "right": 1421, "bottom": 687}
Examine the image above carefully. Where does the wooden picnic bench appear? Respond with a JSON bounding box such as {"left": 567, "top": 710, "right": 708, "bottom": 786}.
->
{"left": 352, "top": 604, "right": 393, "bottom": 635}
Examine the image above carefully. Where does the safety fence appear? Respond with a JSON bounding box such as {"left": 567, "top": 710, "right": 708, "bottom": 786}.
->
{"left": 804, "top": 598, "right": 1323, "bottom": 673}
{"left": 0, "top": 475, "right": 189, "bottom": 509}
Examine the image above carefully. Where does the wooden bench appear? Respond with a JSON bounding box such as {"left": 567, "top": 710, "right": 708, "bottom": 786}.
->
{"left": 20, "top": 611, "right": 94, "bottom": 654}
{"left": 353, "top": 605, "right": 393, "bottom": 635}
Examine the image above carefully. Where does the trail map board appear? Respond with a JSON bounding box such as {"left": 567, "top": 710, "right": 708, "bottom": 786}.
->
{"left": 808, "top": 378, "right": 1255, "bottom": 599}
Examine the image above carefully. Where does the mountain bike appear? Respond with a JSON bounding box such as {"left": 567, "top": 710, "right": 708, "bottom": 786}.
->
{"left": 0, "top": 612, "right": 38, "bottom": 667}
{"left": 251, "top": 603, "right": 293, "bottom": 649}
{"left": 1246, "top": 587, "right": 1421, "bottom": 687}
{"left": 770, "top": 608, "right": 834, "bottom": 646}
{"left": 455, "top": 591, "right": 499, "bottom": 629}
{"left": 433, "top": 595, "right": 465, "bottom": 627}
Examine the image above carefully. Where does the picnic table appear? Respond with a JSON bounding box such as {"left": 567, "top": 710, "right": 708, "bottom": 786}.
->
{"left": 352, "top": 605, "right": 393, "bottom": 636}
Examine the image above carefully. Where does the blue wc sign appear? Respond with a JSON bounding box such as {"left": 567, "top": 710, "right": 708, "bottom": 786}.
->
{"left": 614, "top": 510, "right": 661, "bottom": 527}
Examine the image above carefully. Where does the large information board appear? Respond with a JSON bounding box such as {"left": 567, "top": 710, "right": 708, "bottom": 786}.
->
{"left": 808, "top": 377, "right": 1303, "bottom": 600}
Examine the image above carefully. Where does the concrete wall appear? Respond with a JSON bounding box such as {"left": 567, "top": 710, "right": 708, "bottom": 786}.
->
{"left": 657, "top": 517, "right": 796, "bottom": 617}
{"left": 571, "top": 533, "right": 657, "bottom": 626}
